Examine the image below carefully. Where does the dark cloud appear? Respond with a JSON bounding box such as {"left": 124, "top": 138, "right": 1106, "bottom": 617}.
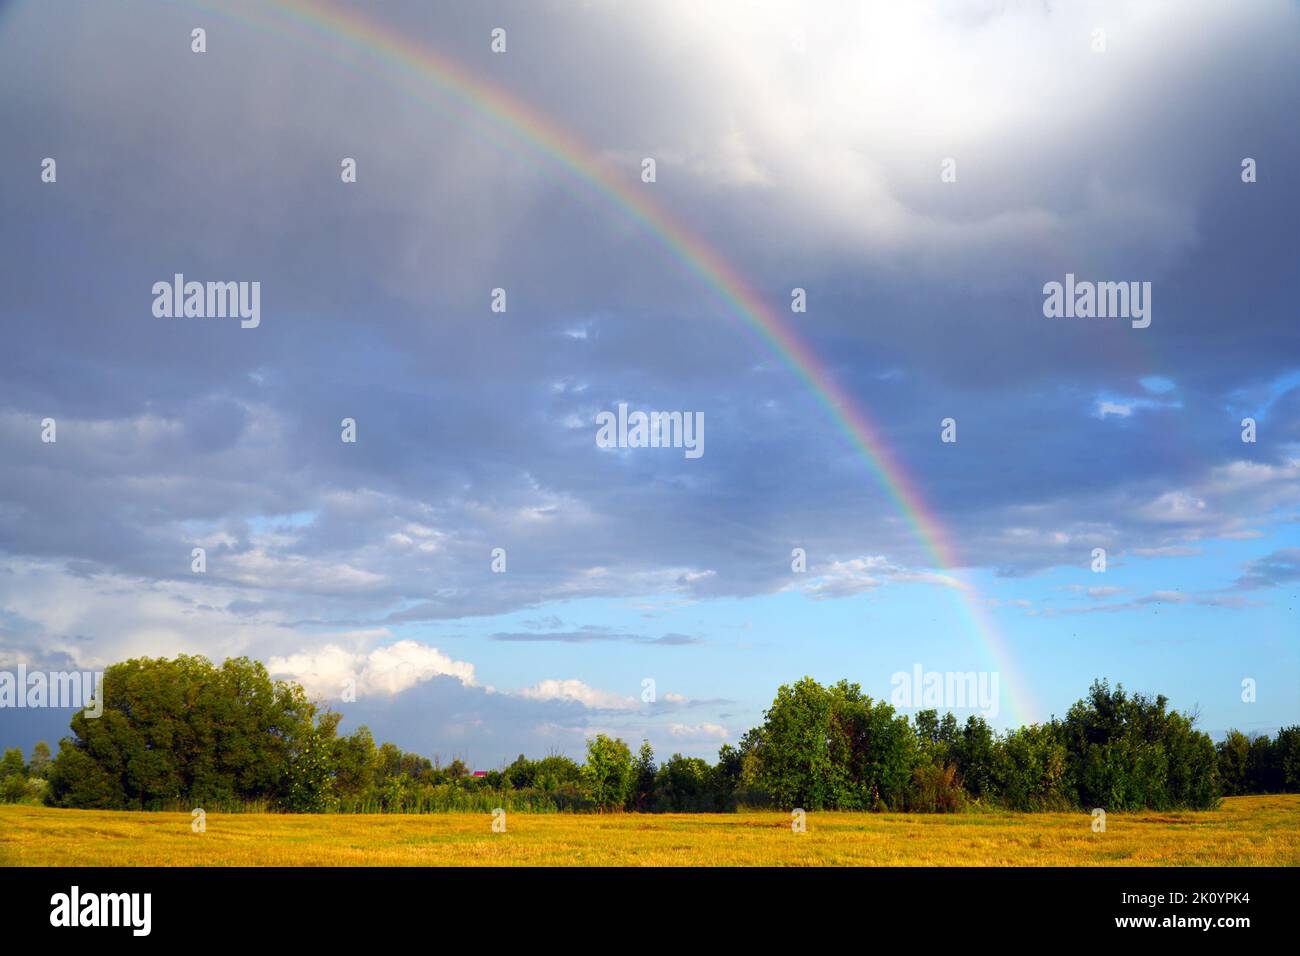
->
{"left": 646, "top": 633, "right": 701, "bottom": 646}
{"left": 0, "top": 1, "right": 1295, "bottom": 749}
{"left": 1233, "top": 549, "right": 1300, "bottom": 591}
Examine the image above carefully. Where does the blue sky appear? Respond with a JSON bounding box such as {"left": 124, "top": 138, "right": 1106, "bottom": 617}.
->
{"left": 0, "top": 0, "right": 1297, "bottom": 766}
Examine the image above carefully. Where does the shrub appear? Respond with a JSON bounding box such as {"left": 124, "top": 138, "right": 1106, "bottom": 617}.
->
{"left": 908, "top": 763, "right": 966, "bottom": 813}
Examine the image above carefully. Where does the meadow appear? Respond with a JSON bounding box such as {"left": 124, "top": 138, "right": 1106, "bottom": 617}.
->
{"left": 1, "top": 794, "right": 1295, "bottom": 867}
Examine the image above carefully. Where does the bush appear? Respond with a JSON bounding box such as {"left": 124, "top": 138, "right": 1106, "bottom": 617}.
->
{"left": 908, "top": 763, "right": 966, "bottom": 813}
{"left": 993, "top": 724, "right": 1072, "bottom": 811}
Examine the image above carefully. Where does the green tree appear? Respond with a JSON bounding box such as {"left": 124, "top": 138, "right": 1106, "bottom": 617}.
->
{"left": 753, "top": 677, "right": 920, "bottom": 811}
{"left": 0, "top": 747, "right": 26, "bottom": 803}
{"left": 953, "top": 716, "right": 996, "bottom": 799}
{"left": 284, "top": 720, "right": 340, "bottom": 813}
{"left": 27, "top": 741, "right": 52, "bottom": 779}
{"left": 713, "top": 743, "right": 744, "bottom": 809}
{"left": 1276, "top": 726, "right": 1300, "bottom": 791}
{"left": 993, "top": 723, "right": 1069, "bottom": 810}
{"left": 332, "top": 726, "right": 378, "bottom": 806}
{"left": 46, "top": 741, "right": 124, "bottom": 808}
{"left": 631, "top": 740, "right": 657, "bottom": 811}
{"left": 582, "top": 735, "right": 634, "bottom": 811}
{"left": 914, "top": 710, "right": 959, "bottom": 765}
{"left": 45, "top": 655, "right": 320, "bottom": 810}
{"left": 654, "top": 754, "right": 716, "bottom": 811}
{"left": 1055, "top": 680, "right": 1216, "bottom": 811}
{"left": 755, "top": 676, "right": 836, "bottom": 810}
{"left": 0, "top": 747, "right": 24, "bottom": 779}
{"left": 1247, "top": 734, "right": 1282, "bottom": 792}
{"left": 503, "top": 754, "right": 535, "bottom": 790}
{"left": 1216, "top": 730, "right": 1251, "bottom": 797}
{"left": 534, "top": 753, "right": 583, "bottom": 791}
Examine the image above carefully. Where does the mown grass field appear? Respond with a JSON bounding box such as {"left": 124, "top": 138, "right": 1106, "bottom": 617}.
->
{"left": 1, "top": 795, "right": 1295, "bottom": 866}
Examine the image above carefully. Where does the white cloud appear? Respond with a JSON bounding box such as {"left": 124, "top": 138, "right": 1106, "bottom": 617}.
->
{"left": 668, "top": 722, "right": 729, "bottom": 740}
{"left": 1088, "top": 586, "right": 1123, "bottom": 599}
{"left": 221, "top": 549, "right": 387, "bottom": 594}
{"left": 268, "top": 639, "right": 478, "bottom": 698}
{"left": 557, "top": 0, "right": 1258, "bottom": 287}
{"left": 515, "top": 678, "right": 637, "bottom": 711}
{"left": 802, "top": 556, "right": 962, "bottom": 599}
{"left": 1096, "top": 401, "right": 1135, "bottom": 419}
{"left": 0, "top": 559, "right": 291, "bottom": 669}
{"left": 1139, "top": 491, "right": 1208, "bottom": 523}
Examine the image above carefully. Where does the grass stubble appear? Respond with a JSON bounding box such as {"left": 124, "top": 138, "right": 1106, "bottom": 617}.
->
{"left": 1, "top": 794, "right": 1295, "bottom": 867}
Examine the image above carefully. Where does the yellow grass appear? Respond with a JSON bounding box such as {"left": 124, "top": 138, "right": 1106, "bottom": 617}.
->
{"left": 1, "top": 795, "right": 1296, "bottom": 866}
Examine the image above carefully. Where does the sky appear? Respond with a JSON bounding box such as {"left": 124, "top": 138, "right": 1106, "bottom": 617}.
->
{"left": 0, "top": 0, "right": 1297, "bottom": 767}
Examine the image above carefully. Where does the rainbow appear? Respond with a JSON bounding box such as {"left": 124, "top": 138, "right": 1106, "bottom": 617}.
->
{"left": 157, "top": 0, "right": 1036, "bottom": 725}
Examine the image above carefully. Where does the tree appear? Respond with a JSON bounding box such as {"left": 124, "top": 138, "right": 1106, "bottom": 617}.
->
{"left": 45, "top": 655, "right": 321, "bottom": 810}
{"left": 332, "top": 726, "right": 378, "bottom": 805}
{"left": 0, "top": 747, "right": 24, "bottom": 779}
{"left": 1276, "top": 726, "right": 1300, "bottom": 791}
{"left": 28, "top": 741, "right": 52, "bottom": 779}
{"left": 654, "top": 754, "right": 715, "bottom": 811}
{"left": 46, "top": 741, "right": 124, "bottom": 808}
{"left": 284, "top": 721, "right": 340, "bottom": 813}
{"left": 442, "top": 758, "right": 470, "bottom": 782}
{"left": 915, "top": 710, "right": 959, "bottom": 765}
{"left": 631, "top": 740, "right": 657, "bottom": 811}
{"left": 534, "top": 753, "right": 582, "bottom": 791}
{"left": 503, "top": 754, "right": 534, "bottom": 790}
{"left": 755, "top": 677, "right": 836, "bottom": 810}
{"left": 1054, "top": 680, "right": 1216, "bottom": 811}
{"left": 1216, "top": 730, "right": 1251, "bottom": 797}
{"left": 582, "top": 735, "right": 634, "bottom": 811}
{"left": 755, "top": 677, "right": 918, "bottom": 810}
{"left": 16, "top": 658, "right": 1247, "bottom": 815}
{"left": 1247, "top": 734, "right": 1282, "bottom": 793}
{"left": 953, "top": 716, "right": 996, "bottom": 799}
{"left": 0, "top": 747, "right": 26, "bottom": 803}
{"left": 829, "top": 683, "right": 917, "bottom": 810}
{"left": 713, "top": 743, "right": 744, "bottom": 809}
{"left": 993, "top": 723, "right": 1069, "bottom": 811}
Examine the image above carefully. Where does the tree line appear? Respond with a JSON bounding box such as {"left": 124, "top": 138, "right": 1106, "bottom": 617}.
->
{"left": 3, "top": 655, "right": 1297, "bottom": 813}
